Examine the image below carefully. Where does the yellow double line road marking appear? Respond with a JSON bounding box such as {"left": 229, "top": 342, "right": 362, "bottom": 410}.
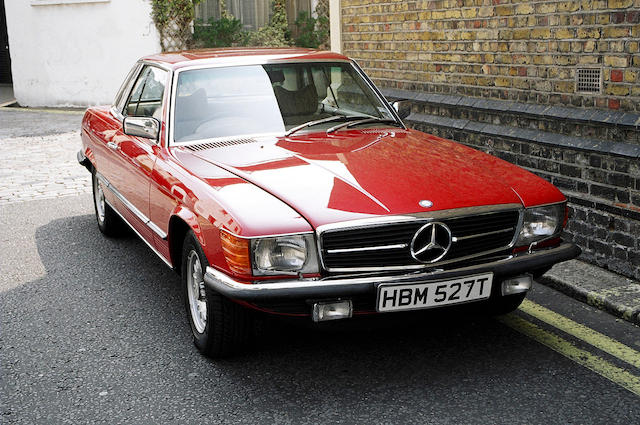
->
{"left": 519, "top": 300, "right": 640, "bottom": 369}
{"left": 498, "top": 299, "right": 640, "bottom": 397}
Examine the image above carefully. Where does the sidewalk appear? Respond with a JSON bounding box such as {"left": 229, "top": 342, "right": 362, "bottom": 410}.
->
{"left": 539, "top": 259, "right": 640, "bottom": 326}
{"left": 0, "top": 107, "right": 89, "bottom": 204}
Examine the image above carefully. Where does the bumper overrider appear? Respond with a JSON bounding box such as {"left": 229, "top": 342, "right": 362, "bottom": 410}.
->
{"left": 204, "top": 242, "right": 580, "bottom": 303}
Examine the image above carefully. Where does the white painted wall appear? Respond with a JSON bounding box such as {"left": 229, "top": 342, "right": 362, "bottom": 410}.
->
{"left": 5, "top": 0, "right": 161, "bottom": 107}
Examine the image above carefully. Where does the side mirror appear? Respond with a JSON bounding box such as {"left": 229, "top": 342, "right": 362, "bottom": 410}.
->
{"left": 123, "top": 116, "right": 160, "bottom": 141}
{"left": 392, "top": 100, "right": 411, "bottom": 119}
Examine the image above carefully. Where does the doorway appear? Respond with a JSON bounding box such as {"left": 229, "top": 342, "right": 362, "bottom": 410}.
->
{"left": 0, "top": 0, "right": 14, "bottom": 105}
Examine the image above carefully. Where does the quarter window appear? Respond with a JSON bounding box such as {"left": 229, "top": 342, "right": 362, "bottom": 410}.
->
{"left": 113, "top": 63, "right": 141, "bottom": 113}
{"left": 124, "top": 66, "right": 168, "bottom": 120}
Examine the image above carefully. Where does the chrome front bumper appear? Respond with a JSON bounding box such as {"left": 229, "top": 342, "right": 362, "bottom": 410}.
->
{"left": 203, "top": 242, "right": 580, "bottom": 301}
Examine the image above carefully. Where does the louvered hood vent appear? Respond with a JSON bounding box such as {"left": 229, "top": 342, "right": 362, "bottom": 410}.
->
{"left": 183, "top": 137, "right": 257, "bottom": 151}
{"left": 360, "top": 129, "right": 399, "bottom": 134}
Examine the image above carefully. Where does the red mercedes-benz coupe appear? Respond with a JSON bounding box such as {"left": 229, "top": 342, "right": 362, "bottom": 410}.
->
{"left": 78, "top": 48, "right": 580, "bottom": 357}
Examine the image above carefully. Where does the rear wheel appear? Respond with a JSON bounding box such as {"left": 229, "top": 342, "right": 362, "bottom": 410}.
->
{"left": 182, "top": 231, "right": 252, "bottom": 358}
{"left": 92, "top": 172, "right": 123, "bottom": 237}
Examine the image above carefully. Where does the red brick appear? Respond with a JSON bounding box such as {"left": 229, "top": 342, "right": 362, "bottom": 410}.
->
{"left": 609, "top": 98, "right": 621, "bottom": 109}
{"left": 611, "top": 69, "right": 624, "bottom": 82}
{"left": 518, "top": 67, "right": 527, "bottom": 76}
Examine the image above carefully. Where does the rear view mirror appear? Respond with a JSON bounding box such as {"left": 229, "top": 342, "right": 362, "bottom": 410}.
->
{"left": 123, "top": 116, "right": 160, "bottom": 141}
{"left": 392, "top": 100, "right": 411, "bottom": 119}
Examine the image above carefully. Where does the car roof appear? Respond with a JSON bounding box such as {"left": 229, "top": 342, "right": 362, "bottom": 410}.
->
{"left": 141, "top": 48, "right": 351, "bottom": 70}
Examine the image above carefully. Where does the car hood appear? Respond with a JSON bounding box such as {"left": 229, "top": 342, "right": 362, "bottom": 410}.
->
{"left": 179, "top": 129, "right": 565, "bottom": 229}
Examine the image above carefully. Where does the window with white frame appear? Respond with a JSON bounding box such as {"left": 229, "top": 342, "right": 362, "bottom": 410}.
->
{"left": 195, "top": 0, "right": 271, "bottom": 31}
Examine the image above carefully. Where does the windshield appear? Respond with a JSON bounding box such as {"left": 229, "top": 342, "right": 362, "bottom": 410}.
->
{"left": 172, "top": 62, "right": 395, "bottom": 143}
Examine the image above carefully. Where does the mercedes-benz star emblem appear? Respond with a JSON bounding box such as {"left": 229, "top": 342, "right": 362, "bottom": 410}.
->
{"left": 410, "top": 222, "right": 452, "bottom": 263}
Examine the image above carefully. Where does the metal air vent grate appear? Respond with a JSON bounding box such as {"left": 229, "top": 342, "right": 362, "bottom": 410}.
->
{"left": 360, "top": 129, "right": 394, "bottom": 134}
{"left": 576, "top": 68, "right": 602, "bottom": 93}
{"left": 182, "top": 138, "right": 257, "bottom": 151}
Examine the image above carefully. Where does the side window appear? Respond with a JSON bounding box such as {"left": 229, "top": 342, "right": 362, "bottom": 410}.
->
{"left": 124, "top": 66, "right": 168, "bottom": 119}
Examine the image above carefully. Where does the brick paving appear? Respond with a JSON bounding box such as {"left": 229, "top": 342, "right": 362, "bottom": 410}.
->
{"left": 0, "top": 131, "right": 91, "bottom": 204}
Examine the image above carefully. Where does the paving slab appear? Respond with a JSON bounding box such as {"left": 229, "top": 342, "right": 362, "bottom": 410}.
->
{"left": 0, "top": 130, "right": 91, "bottom": 203}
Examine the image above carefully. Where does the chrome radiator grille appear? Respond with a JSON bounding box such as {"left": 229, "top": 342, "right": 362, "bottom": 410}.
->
{"left": 320, "top": 210, "right": 521, "bottom": 271}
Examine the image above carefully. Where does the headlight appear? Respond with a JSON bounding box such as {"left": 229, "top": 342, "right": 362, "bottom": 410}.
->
{"left": 516, "top": 203, "right": 565, "bottom": 246}
{"left": 251, "top": 234, "right": 319, "bottom": 276}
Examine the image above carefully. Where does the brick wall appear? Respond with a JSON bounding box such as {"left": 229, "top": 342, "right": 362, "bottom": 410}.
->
{"left": 340, "top": 1, "right": 640, "bottom": 279}
{"left": 376, "top": 88, "right": 640, "bottom": 280}
{"left": 342, "top": 0, "right": 640, "bottom": 112}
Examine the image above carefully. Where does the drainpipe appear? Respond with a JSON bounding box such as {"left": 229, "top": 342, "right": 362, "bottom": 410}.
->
{"left": 329, "top": 0, "right": 341, "bottom": 53}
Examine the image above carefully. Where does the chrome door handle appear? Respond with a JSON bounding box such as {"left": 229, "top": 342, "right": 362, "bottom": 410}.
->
{"left": 107, "top": 142, "right": 118, "bottom": 150}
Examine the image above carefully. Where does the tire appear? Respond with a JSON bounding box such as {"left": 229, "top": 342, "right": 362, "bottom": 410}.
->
{"left": 182, "top": 231, "right": 252, "bottom": 358}
{"left": 92, "top": 171, "right": 124, "bottom": 237}
{"left": 487, "top": 293, "right": 527, "bottom": 316}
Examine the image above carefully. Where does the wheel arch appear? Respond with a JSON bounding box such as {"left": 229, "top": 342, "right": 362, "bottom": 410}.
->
{"left": 168, "top": 207, "right": 207, "bottom": 275}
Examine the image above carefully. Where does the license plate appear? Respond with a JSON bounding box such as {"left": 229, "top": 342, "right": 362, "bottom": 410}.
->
{"left": 376, "top": 273, "right": 493, "bottom": 312}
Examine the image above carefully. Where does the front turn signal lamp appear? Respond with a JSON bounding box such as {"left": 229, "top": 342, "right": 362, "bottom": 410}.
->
{"left": 220, "top": 230, "right": 320, "bottom": 277}
{"left": 220, "top": 230, "right": 251, "bottom": 275}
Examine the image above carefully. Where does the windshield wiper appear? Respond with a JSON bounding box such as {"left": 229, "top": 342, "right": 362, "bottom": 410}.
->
{"left": 285, "top": 115, "right": 354, "bottom": 137}
{"left": 326, "top": 117, "right": 402, "bottom": 134}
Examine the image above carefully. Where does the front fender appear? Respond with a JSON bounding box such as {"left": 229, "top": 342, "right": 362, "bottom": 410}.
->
{"left": 168, "top": 204, "right": 227, "bottom": 275}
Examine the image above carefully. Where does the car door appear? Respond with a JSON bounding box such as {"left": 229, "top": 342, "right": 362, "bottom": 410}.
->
{"left": 107, "top": 64, "right": 169, "bottom": 242}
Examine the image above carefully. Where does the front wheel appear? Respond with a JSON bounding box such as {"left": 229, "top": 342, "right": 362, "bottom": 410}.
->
{"left": 182, "top": 231, "right": 252, "bottom": 358}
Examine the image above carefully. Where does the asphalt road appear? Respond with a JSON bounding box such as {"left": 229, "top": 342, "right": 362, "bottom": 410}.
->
{"left": 0, "top": 108, "right": 83, "bottom": 138}
{"left": 1, "top": 195, "right": 640, "bottom": 424}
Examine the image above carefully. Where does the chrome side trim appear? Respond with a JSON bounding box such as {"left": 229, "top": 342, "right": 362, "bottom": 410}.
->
{"left": 104, "top": 198, "right": 172, "bottom": 268}
{"left": 96, "top": 172, "right": 168, "bottom": 240}
{"left": 326, "top": 243, "right": 408, "bottom": 254}
{"left": 451, "top": 227, "right": 515, "bottom": 243}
